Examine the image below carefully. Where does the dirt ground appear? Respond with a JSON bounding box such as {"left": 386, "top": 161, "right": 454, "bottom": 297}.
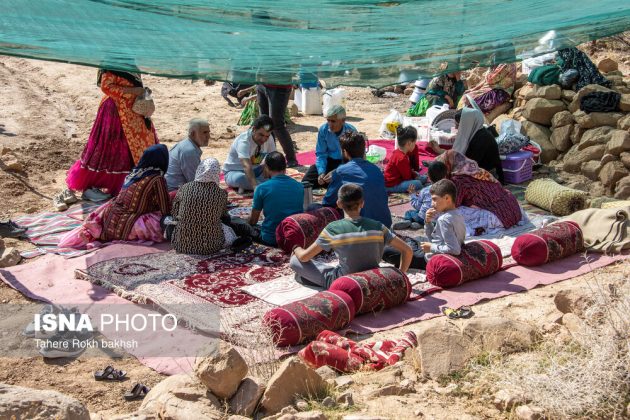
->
{"left": 0, "top": 44, "right": 627, "bottom": 418}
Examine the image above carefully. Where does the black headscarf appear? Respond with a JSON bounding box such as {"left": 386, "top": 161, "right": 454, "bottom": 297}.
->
{"left": 122, "top": 144, "right": 169, "bottom": 188}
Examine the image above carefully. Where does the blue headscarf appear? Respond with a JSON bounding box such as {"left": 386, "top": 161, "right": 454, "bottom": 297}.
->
{"left": 123, "top": 144, "right": 169, "bottom": 188}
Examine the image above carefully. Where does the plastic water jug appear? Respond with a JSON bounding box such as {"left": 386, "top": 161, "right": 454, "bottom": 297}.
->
{"left": 294, "top": 88, "right": 303, "bottom": 112}
{"left": 301, "top": 87, "right": 322, "bottom": 115}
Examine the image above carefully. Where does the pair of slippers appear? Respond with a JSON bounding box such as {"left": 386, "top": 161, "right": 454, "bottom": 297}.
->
{"left": 94, "top": 365, "right": 150, "bottom": 401}
{"left": 441, "top": 306, "right": 474, "bottom": 319}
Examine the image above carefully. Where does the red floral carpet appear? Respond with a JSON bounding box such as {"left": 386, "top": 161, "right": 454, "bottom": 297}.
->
{"left": 76, "top": 245, "right": 294, "bottom": 338}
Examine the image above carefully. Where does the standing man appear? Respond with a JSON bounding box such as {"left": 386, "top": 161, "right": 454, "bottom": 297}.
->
{"left": 223, "top": 115, "right": 276, "bottom": 193}
{"left": 256, "top": 84, "right": 298, "bottom": 167}
{"left": 301, "top": 105, "right": 356, "bottom": 188}
{"left": 165, "top": 118, "right": 209, "bottom": 191}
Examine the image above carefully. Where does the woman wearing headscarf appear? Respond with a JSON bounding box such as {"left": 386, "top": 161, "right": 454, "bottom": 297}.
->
{"left": 58, "top": 69, "right": 158, "bottom": 210}
{"left": 458, "top": 43, "right": 517, "bottom": 115}
{"left": 430, "top": 108, "right": 504, "bottom": 183}
{"left": 437, "top": 150, "right": 522, "bottom": 228}
{"left": 170, "top": 158, "right": 236, "bottom": 255}
{"left": 424, "top": 72, "right": 464, "bottom": 108}
{"left": 557, "top": 47, "right": 611, "bottom": 91}
{"left": 59, "top": 144, "right": 170, "bottom": 248}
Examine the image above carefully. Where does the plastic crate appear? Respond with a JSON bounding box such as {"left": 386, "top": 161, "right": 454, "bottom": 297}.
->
{"left": 501, "top": 150, "right": 533, "bottom": 184}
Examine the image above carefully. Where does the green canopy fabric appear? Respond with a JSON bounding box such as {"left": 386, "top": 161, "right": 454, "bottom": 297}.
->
{"left": 1, "top": 0, "right": 629, "bottom": 87}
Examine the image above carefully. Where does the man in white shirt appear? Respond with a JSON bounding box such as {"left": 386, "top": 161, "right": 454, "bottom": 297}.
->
{"left": 223, "top": 115, "right": 276, "bottom": 192}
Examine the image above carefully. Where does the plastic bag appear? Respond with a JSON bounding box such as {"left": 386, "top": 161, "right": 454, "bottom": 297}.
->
{"left": 322, "top": 88, "right": 346, "bottom": 116}
{"left": 496, "top": 119, "right": 530, "bottom": 155}
{"left": 379, "top": 109, "right": 404, "bottom": 139}
{"left": 366, "top": 144, "right": 387, "bottom": 163}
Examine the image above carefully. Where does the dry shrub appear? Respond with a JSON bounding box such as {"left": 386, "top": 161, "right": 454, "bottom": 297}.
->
{"left": 470, "top": 259, "right": 630, "bottom": 419}
{"left": 220, "top": 311, "right": 282, "bottom": 382}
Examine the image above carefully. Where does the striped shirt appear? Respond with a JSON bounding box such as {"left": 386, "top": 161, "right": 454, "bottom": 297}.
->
{"left": 316, "top": 217, "right": 394, "bottom": 282}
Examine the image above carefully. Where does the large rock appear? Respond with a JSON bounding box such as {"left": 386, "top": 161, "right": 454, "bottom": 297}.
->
{"left": 229, "top": 377, "right": 265, "bottom": 417}
{"left": 615, "top": 176, "right": 630, "bottom": 199}
{"left": 525, "top": 84, "right": 562, "bottom": 100}
{"left": 139, "top": 374, "right": 222, "bottom": 420}
{"left": 581, "top": 160, "right": 602, "bottom": 181}
{"left": 261, "top": 358, "right": 327, "bottom": 415}
{"left": 597, "top": 57, "right": 618, "bottom": 73}
{"left": 416, "top": 322, "right": 471, "bottom": 379}
{"left": 562, "top": 90, "right": 576, "bottom": 102}
{"left": 0, "top": 383, "right": 90, "bottom": 420}
{"left": 601, "top": 153, "right": 618, "bottom": 167}
{"left": 620, "top": 94, "right": 630, "bottom": 112}
{"left": 194, "top": 341, "right": 248, "bottom": 399}
{"left": 484, "top": 101, "right": 512, "bottom": 125}
{"left": 563, "top": 144, "right": 606, "bottom": 173}
{"left": 550, "top": 124, "right": 573, "bottom": 152}
{"left": 554, "top": 290, "right": 594, "bottom": 316}
{"left": 618, "top": 114, "right": 630, "bottom": 131}
{"left": 522, "top": 98, "right": 566, "bottom": 126}
{"left": 0, "top": 247, "right": 21, "bottom": 268}
{"left": 606, "top": 130, "right": 630, "bottom": 155}
{"left": 0, "top": 154, "right": 23, "bottom": 172}
{"left": 551, "top": 110, "right": 574, "bottom": 128}
{"left": 574, "top": 110, "right": 624, "bottom": 129}
{"left": 569, "top": 84, "right": 616, "bottom": 113}
{"left": 578, "top": 126, "right": 614, "bottom": 150}
{"left": 521, "top": 121, "right": 557, "bottom": 163}
{"left": 621, "top": 152, "right": 630, "bottom": 170}
{"left": 571, "top": 125, "right": 587, "bottom": 145}
{"left": 599, "top": 161, "right": 629, "bottom": 187}
{"left": 462, "top": 317, "right": 537, "bottom": 353}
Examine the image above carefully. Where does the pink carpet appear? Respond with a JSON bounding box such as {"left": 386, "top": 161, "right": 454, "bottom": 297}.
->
{"left": 0, "top": 243, "right": 205, "bottom": 375}
{"left": 347, "top": 252, "right": 629, "bottom": 333}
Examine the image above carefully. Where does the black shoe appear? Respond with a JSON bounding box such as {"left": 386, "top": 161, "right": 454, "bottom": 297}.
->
{"left": 0, "top": 221, "right": 27, "bottom": 238}
{"left": 287, "top": 160, "right": 299, "bottom": 168}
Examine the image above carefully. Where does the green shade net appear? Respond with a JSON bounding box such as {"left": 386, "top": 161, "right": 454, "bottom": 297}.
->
{"left": 1, "top": 0, "right": 629, "bottom": 87}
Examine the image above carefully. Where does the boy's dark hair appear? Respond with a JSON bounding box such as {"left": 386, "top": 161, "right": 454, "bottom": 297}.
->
{"left": 338, "top": 183, "right": 363, "bottom": 211}
{"left": 339, "top": 131, "right": 366, "bottom": 159}
{"left": 264, "top": 151, "right": 286, "bottom": 172}
{"left": 252, "top": 115, "right": 274, "bottom": 131}
{"left": 430, "top": 179, "right": 457, "bottom": 202}
{"left": 427, "top": 161, "right": 448, "bottom": 183}
{"left": 396, "top": 126, "right": 418, "bottom": 148}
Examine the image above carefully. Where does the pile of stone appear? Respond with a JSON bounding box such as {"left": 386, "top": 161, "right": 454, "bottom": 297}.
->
{"left": 497, "top": 58, "right": 630, "bottom": 200}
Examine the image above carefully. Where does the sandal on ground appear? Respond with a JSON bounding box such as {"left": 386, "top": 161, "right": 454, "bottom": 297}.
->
{"left": 94, "top": 365, "right": 127, "bottom": 381}
{"left": 441, "top": 306, "right": 474, "bottom": 319}
{"left": 52, "top": 194, "right": 68, "bottom": 212}
{"left": 61, "top": 189, "right": 78, "bottom": 205}
{"left": 124, "top": 383, "right": 150, "bottom": 401}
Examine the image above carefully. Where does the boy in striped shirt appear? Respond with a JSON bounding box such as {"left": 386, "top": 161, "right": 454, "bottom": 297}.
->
{"left": 290, "top": 183, "right": 412, "bottom": 288}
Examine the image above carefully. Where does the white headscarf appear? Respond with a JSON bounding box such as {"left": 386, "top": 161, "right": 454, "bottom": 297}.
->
{"left": 195, "top": 158, "right": 221, "bottom": 184}
{"left": 453, "top": 108, "right": 485, "bottom": 154}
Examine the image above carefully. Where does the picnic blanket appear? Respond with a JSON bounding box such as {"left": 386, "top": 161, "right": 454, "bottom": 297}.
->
{"left": 14, "top": 202, "right": 101, "bottom": 258}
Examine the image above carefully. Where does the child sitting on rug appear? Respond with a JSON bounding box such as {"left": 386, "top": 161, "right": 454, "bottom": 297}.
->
{"left": 403, "top": 161, "right": 448, "bottom": 227}
{"left": 290, "top": 183, "right": 412, "bottom": 289}
{"left": 384, "top": 126, "right": 425, "bottom": 194}
{"left": 249, "top": 151, "right": 304, "bottom": 246}
{"left": 384, "top": 179, "right": 465, "bottom": 269}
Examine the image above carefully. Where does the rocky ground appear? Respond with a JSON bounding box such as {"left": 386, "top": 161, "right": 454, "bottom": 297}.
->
{"left": 0, "top": 38, "right": 628, "bottom": 419}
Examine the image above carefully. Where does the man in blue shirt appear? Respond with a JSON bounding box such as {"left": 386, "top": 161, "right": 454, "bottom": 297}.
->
{"left": 165, "top": 119, "right": 208, "bottom": 191}
{"left": 302, "top": 105, "right": 356, "bottom": 188}
{"left": 322, "top": 132, "right": 392, "bottom": 228}
{"left": 250, "top": 151, "right": 304, "bottom": 246}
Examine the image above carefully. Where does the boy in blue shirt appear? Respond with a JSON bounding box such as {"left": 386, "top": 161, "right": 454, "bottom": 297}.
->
{"left": 249, "top": 152, "right": 304, "bottom": 246}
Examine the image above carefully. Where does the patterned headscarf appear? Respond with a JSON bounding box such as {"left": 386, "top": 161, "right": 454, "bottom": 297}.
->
{"left": 195, "top": 158, "right": 221, "bottom": 184}
{"left": 123, "top": 144, "right": 169, "bottom": 188}
{"left": 453, "top": 108, "right": 485, "bottom": 155}
{"left": 437, "top": 149, "right": 498, "bottom": 184}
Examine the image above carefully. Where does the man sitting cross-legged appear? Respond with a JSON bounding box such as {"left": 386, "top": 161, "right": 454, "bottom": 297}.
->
{"left": 291, "top": 183, "right": 412, "bottom": 289}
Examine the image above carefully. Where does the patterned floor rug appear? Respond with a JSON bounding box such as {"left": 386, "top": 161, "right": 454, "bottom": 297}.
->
{"left": 75, "top": 245, "right": 294, "bottom": 338}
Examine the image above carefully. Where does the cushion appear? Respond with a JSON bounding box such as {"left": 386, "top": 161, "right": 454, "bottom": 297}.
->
{"left": 275, "top": 207, "right": 342, "bottom": 253}
{"left": 511, "top": 221, "right": 585, "bottom": 267}
{"left": 426, "top": 240, "right": 503, "bottom": 288}
{"left": 525, "top": 178, "right": 587, "bottom": 216}
{"left": 262, "top": 290, "right": 355, "bottom": 347}
{"left": 329, "top": 267, "right": 411, "bottom": 315}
